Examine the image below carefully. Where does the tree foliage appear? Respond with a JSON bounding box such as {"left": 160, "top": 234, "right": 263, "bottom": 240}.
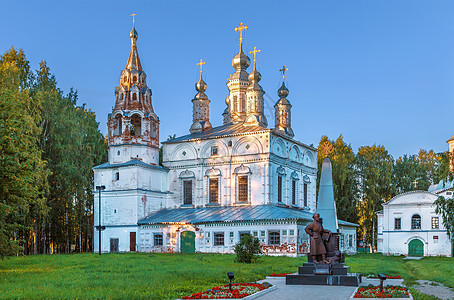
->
{"left": 234, "top": 234, "right": 261, "bottom": 263}
{"left": 316, "top": 135, "right": 358, "bottom": 223}
{"left": 434, "top": 196, "right": 454, "bottom": 242}
{"left": 0, "top": 47, "right": 106, "bottom": 256}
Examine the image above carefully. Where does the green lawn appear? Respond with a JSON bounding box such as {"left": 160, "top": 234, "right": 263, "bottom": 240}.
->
{"left": 0, "top": 253, "right": 452, "bottom": 299}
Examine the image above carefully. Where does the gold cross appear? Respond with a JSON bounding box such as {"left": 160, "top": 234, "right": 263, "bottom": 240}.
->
{"left": 130, "top": 13, "right": 137, "bottom": 25}
{"left": 320, "top": 141, "right": 333, "bottom": 158}
{"left": 249, "top": 47, "right": 261, "bottom": 66}
{"left": 234, "top": 22, "right": 248, "bottom": 46}
{"left": 197, "top": 59, "right": 206, "bottom": 78}
{"left": 279, "top": 65, "right": 289, "bottom": 82}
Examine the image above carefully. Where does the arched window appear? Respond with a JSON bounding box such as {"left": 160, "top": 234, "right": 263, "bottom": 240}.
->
{"left": 132, "top": 93, "right": 137, "bottom": 101}
{"left": 130, "top": 114, "right": 141, "bottom": 136}
{"left": 133, "top": 75, "right": 137, "bottom": 82}
{"left": 114, "top": 115, "right": 122, "bottom": 136}
{"left": 411, "top": 214, "right": 421, "bottom": 229}
{"left": 234, "top": 165, "right": 251, "bottom": 203}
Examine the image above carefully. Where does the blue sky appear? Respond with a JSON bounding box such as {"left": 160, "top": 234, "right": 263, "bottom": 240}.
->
{"left": 1, "top": 1, "right": 454, "bottom": 158}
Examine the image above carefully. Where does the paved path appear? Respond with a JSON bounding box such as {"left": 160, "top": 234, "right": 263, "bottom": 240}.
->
{"left": 256, "top": 278, "right": 357, "bottom": 300}
{"left": 413, "top": 280, "right": 454, "bottom": 300}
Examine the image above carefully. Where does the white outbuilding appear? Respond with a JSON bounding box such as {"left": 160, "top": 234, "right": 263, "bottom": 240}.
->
{"left": 377, "top": 190, "right": 452, "bottom": 257}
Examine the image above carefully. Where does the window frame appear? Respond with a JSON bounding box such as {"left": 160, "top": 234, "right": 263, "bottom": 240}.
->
{"left": 268, "top": 230, "right": 280, "bottom": 245}
{"left": 214, "top": 232, "right": 225, "bottom": 246}
{"left": 183, "top": 180, "right": 193, "bottom": 205}
{"left": 411, "top": 214, "right": 422, "bottom": 230}
{"left": 303, "top": 182, "right": 308, "bottom": 207}
{"left": 209, "top": 177, "right": 219, "bottom": 203}
{"left": 153, "top": 233, "right": 163, "bottom": 246}
{"left": 432, "top": 217, "right": 439, "bottom": 229}
{"left": 237, "top": 175, "right": 249, "bottom": 203}
{"left": 394, "top": 218, "right": 402, "bottom": 230}
{"left": 277, "top": 176, "right": 283, "bottom": 203}
{"left": 292, "top": 179, "right": 297, "bottom": 205}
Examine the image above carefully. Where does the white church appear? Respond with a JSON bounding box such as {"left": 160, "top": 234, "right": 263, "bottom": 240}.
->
{"left": 93, "top": 22, "right": 358, "bottom": 256}
{"left": 376, "top": 136, "right": 454, "bottom": 257}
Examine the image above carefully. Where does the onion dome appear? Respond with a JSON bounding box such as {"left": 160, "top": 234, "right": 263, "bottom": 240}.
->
{"left": 194, "top": 78, "right": 208, "bottom": 100}
{"left": 248, "top": 66, "right": 262, "bottom": 83}
{"left": 195, "top": 78, "right": 207, "bottom": 93}
{"left": 130, "top": 26, "right": 138, "bottom": 40}
{"left": 232, "top": 46, "right": 251, "bottom": 71}
{"left": 278, "top": 82, "right": 289, "bottom": 98}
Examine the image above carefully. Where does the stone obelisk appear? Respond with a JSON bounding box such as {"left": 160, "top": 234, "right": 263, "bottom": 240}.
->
{"left": 316, "top": 143, "right": 339, "bottom": 233}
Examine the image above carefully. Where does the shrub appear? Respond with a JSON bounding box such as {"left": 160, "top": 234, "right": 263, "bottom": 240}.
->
{"left": 234, "top": 234, "right": 261, "bottom": 263}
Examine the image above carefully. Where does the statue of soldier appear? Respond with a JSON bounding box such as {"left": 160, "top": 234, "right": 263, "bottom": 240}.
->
{"left": 305, "top": 213, "right": 332, "bottom": 264}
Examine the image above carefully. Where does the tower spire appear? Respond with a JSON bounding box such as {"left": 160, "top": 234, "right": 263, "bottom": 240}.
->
{"left": 190, "top": 59, "right": 212, "bottom": 133}
{"left": 273, "top": 66, "right": 294, "bottom": 137}
{"left": 126, "top": 14, "right": 142, "bottom": 71}
{"left": 244, "top": 46, "right": 267, "bottom": 127}
{"left": 225, "top": 22, "right": 251, "bottom": 124}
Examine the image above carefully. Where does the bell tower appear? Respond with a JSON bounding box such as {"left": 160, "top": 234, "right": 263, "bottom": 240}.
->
{"left": 224, "top": 22, "right": 251, "bottom": 124}
{"left": 273, "top": 65, "right": 294, "bottom": 138}
{"left": 107, "top": 22, "right": 160, "bottom": 165}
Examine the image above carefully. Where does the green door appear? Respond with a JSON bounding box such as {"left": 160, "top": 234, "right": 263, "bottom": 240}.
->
{"left": 408, "top": 239, "right": 424, "bottom": 257}
{"left": 180, "top": 231, "right": 195, "bottom": 253}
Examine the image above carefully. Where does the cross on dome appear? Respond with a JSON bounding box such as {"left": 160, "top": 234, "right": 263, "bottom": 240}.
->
{"left": 279, "top": 65, "right": 289, "bottom": 82}
{"left": 249, "top": 47, "right": 261, "bottom": 67}
{"left": 130, "top": 13, "right": 137, "bottom": 26}
{"left": 234, "top": 22, "right": 248, "bottom": 47}
{"left": 197, "top": 59, "right": 206, "bottom": 78}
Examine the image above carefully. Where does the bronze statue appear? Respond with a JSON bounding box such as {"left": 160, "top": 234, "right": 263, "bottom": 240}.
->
{"left": 305, "top": 213, "right": 332, "bottom": 264}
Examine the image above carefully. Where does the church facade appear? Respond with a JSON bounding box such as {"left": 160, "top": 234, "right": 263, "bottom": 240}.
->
{"left": 93, "top": 23, "right": 358, "bottom": 256}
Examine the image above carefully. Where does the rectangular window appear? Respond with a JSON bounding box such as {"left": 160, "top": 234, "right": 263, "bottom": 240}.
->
{"left": 214, "top": 232, "right": 224, "bottom": 246}
{"left": 289, "top": 229, "right": 295, "bottom": 236}
{"left": 268, "top": 231, "right": 280, "bottom": 245}
{"left": 211, "top": 146, "right": 218, "bottom": 156}
{"left": 209, "top": 178, "right": 219, "bottom": 203}
{"left": 340, "top": 234, "right": 345, "bottom": 248}
{"left": 260, "top": 231, "right": 265, "bottom": 237}
{"left": 154, "top": 234, "right": 163, "bottom": 246}
{"left": 292, "top": 180, "right": 297, "bottom": 205}
{"left": 229, "top": 232, "right": 234, "bottom": 238}
{"left": 349, "top": 234, "right": 353, "bottom": 247}
{"left": 253, "top": 231, "right": 258, "bottom": 237}
{"left": 183, "top": 180, "right": 192, "bottom": 205}
{"left": 238, "top": 175, "right": 248, "bottom": 202}
{"left": 394, "top": 218, "right": 401, "bottom": 230}
{"left": 432, "top": 217, "right": 439, "bottom": 229}
{"left": 277, "top": 176, "right": 283, "bottom": 203}
{"left": 282, "top": 230, "right": 287, "bottom": 236}
{"left": 303, "top": 183, "right": 308, "bottom": 206}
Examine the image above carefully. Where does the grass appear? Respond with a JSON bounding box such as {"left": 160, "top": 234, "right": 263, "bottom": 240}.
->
{"left": 0, "top": 253, "right": 452, "bottom": 299}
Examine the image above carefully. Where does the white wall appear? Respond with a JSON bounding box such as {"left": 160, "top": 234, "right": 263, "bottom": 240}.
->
{"left": 381, "top": 201, "right": 451, "bottom": 256}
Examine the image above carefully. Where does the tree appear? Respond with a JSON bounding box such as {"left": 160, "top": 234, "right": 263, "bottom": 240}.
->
{"left": 392, "top": 155, "right": 420, "bottom": 193}
{"left": 316, "top": 135, "right": 358, "bottom": 223}
{"left": 434, "top": 196, "right": 454, "bottom": 242}
{"left": 356, "top": 145, "right": 394, "bottom": 250}
{"left": 0, "top": 52, "right": 48, "bottom": 257}
{"left": 234, "top": 234, "right": 261, "bottom": 263}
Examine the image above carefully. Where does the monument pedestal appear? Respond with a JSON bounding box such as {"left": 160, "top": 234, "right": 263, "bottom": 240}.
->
{"left": 286, "top": 262, "right": 361, "bottom": 286}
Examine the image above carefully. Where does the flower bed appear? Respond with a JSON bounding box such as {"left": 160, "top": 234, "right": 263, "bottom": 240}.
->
{"left": 353, "top": 285, "right": 410, "bottom": 298}
{"left": 182, "top": 282, "right": 272, "bottom": 299}
{"left": 269, "top": 273, "right": 288, "bottom": 277}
